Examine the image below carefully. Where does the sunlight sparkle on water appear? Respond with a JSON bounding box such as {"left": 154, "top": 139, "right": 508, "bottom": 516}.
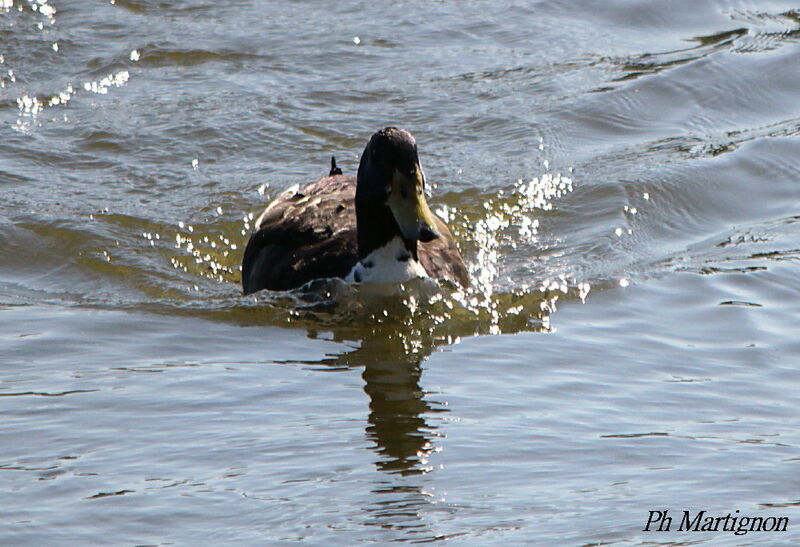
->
{"left": 83, "top": 71, "right": 129, "bottom": 94}
{"left": 577, "top": 282, "right": 591, "bottom": 302}
{"left": 434, "top": 205, "right": 453, "bottom": 224}
{"left": 27, "top": 0, "right": 56, "bottom": 23}
{"left": 469, "top": 170, "right": 574, "bottom": 299}
{"left": 430, "top": 159, "right": 580, "bottom": 335}
{"left": 170, "top": 219, "right": 239, "bottom": 283}
{"left": 17, "top": 95, "right": 42, "bottom": 115}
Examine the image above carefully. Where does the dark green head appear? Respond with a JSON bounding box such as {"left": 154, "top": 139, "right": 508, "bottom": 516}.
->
{"left": 355, "top": 127, "right": 440, "bottom": 258}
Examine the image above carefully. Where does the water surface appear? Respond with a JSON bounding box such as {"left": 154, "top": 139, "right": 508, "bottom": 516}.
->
{"left": 2, "top": 0, "right": 800, "bottom": 544}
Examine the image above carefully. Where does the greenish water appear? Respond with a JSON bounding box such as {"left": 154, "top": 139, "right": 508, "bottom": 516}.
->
{"left": 2, "top": 0, "right": 800, "bottom": 544}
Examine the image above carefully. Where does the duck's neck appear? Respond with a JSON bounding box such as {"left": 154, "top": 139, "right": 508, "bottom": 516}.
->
{"left": 355, "top": 202, "right": 417, "bottom": 261}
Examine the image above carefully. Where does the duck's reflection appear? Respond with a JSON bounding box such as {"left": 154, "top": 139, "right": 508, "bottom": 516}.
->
{"left": 307, "top": 324, "right": 443, "bottom": 476}
{"left": 297, "top": 282, "right": 551, "bottom": 478}
{"left": 306, "top": 324, "right": 445, "bottom": 538}
{"left": 361, "top": 335, "right": 444, "bottom": 475}
{"left": 293, "top": 281, "right": 553, "bottom": 538}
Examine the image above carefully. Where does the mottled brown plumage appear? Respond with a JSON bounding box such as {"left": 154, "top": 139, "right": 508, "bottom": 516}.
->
{"left": 241, "top": 175, "right": 468, "bottom": 293}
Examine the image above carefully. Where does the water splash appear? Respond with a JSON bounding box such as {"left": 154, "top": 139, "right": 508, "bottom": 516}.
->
{"left": 429, "top": 166, "right": 580, "bottom": 333}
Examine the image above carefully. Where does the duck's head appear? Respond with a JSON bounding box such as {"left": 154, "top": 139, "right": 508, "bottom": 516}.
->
{"left": 356, "top": 127, "right": 440, "bottom": 258}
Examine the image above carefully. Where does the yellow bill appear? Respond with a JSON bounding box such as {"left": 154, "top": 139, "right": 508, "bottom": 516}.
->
{"left": 387, "top": 167, "right": 440, "bottom": 242}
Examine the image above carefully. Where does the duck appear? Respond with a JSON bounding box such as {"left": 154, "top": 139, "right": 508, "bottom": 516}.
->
{"left": 241, "top": 127, "right": 469, "bottom": 294}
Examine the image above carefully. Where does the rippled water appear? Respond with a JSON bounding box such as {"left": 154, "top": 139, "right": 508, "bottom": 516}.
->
{"left": 2, "top": 0, "right": 800, "bottom": 544}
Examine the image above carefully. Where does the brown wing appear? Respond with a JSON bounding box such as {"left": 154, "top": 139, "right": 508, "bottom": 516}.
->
{"left": 241, "top": 175, "right": 359, "bottom": 293}
{"left": 418, "top": 217, "right": 470, "bottom": 288}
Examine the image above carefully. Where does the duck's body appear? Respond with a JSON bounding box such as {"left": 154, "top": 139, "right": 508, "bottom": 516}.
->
{"left": 241, "top": 128, "right": 469, "bottom": 294}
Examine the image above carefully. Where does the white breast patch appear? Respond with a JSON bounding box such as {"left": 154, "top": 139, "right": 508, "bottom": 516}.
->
{"left": 346, "top": 237, "right": 428, "bottom": 284}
